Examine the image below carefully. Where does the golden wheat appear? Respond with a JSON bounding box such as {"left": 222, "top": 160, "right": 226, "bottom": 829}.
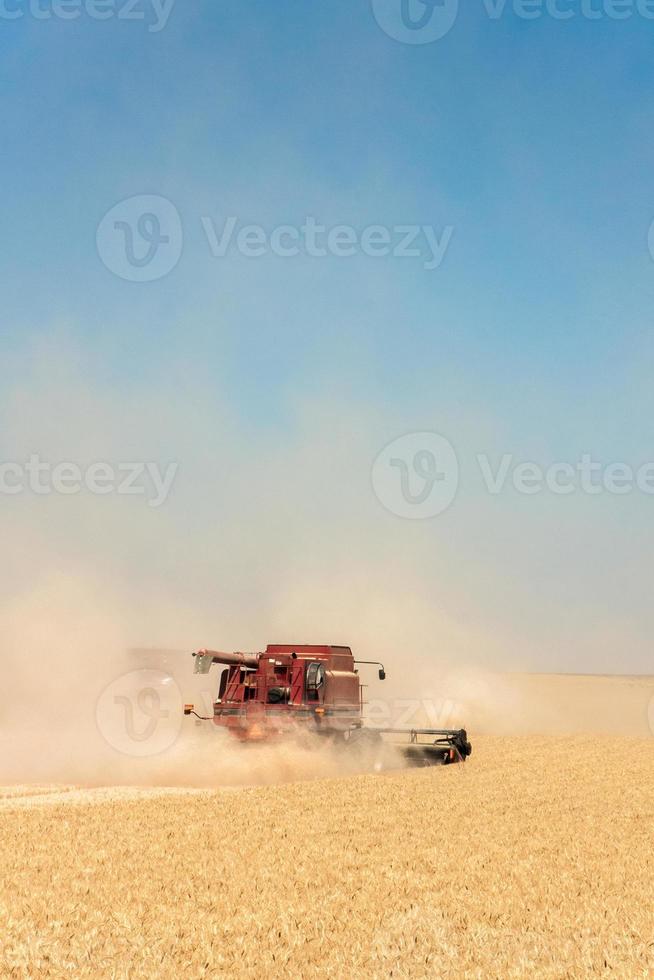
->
{"left": 1, "top": 735, "right": 653, "bottom": 979}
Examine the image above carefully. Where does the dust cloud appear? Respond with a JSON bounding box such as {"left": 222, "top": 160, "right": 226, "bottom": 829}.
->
{"left": 1, "top": 572, "right": 652, "bottom": 789}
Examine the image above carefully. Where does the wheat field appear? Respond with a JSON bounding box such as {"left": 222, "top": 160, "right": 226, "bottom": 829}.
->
{"left": 1, "top": 734, "right": 653, "bottom": 979}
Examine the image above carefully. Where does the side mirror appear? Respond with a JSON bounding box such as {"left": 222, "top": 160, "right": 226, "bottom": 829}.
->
{"left": 379, "top": 669, "right": 386, "bottom": 681}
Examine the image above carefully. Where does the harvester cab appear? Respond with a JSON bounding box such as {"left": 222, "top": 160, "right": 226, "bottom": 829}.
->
{"left": 185, "top": 643, "right": 471, "bottom": 766}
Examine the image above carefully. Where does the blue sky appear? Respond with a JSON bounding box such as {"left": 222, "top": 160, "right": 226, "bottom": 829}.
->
{"left": 1, "top": 1, "right": 653, "bottom": 675}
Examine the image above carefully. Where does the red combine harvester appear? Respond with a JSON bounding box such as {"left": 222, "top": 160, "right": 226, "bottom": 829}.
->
{"left": 184, "top": 643, "right": 471, "bottom": 767}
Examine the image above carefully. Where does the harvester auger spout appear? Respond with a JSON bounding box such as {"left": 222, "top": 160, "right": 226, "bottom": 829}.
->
{"left": 193, "top": 649, "right": 261, "bottom": 671}
{"left": 184, "top": 643, "right": 471, "bottom": 767}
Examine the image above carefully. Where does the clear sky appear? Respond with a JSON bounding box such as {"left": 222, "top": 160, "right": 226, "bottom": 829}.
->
{"left": 1, "top": 0, "right": 653, "bottom": 677}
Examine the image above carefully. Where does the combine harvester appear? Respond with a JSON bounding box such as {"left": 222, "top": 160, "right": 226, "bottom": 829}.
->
{"left": 185, "top": 643, "right": 471, "bottom": 767}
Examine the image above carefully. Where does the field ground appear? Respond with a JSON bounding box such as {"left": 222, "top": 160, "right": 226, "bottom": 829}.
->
{"left": 1, "top": 734, "right": 654, "bottom": 978}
